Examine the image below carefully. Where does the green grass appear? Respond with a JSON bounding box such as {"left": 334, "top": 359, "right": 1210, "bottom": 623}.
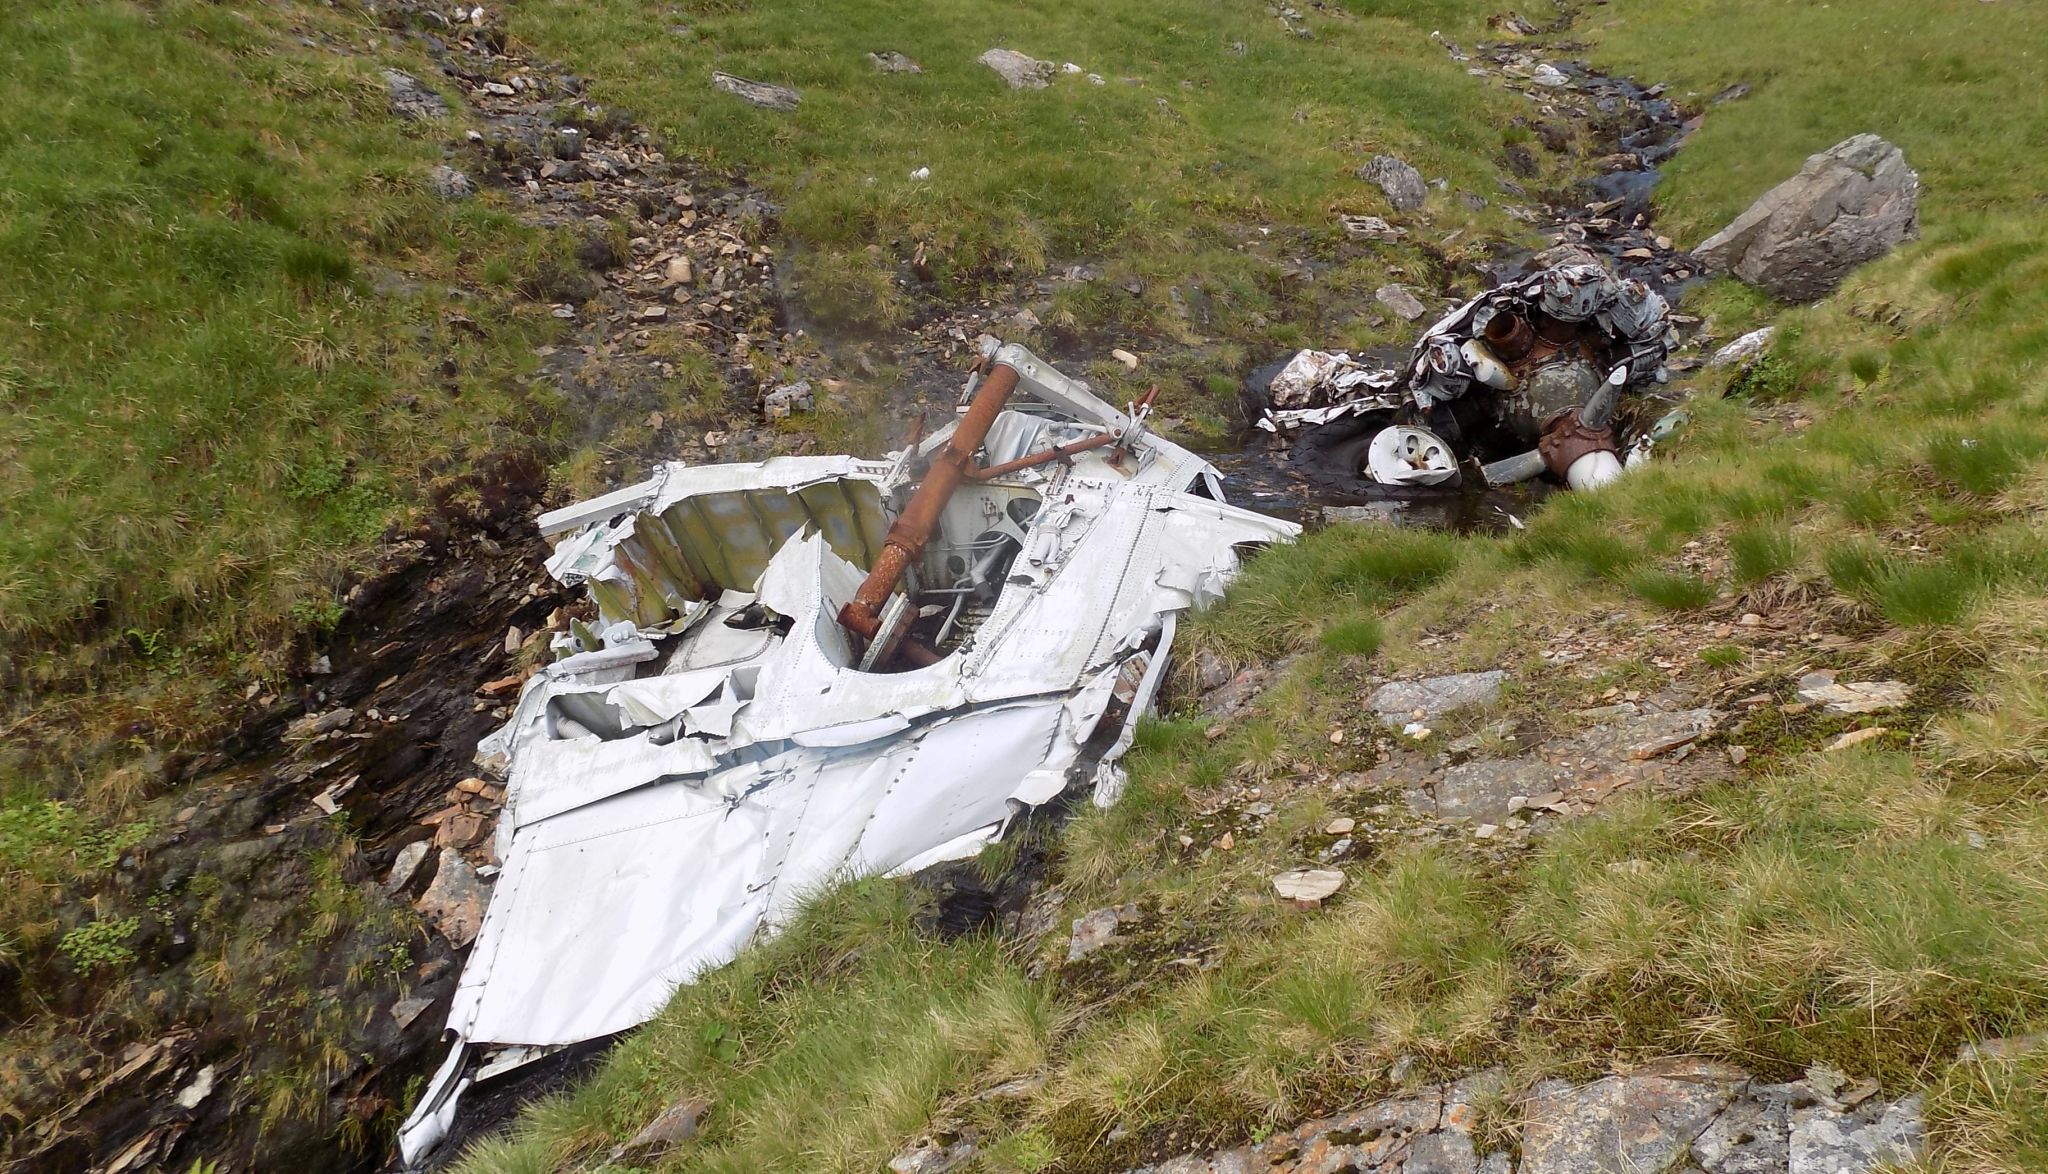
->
{"left": 0, "top": 1, "right": 565, "bottom": 662}
{"left": 1627, "top": 569, "right": 1717, "bottom": 612}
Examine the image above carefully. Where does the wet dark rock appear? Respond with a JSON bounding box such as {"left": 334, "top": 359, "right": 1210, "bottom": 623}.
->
{"left": 213, "top": 837, "right": 282, "bottom": 883}
{"left": 384, "top": 69, "right": 449, "bottom": 120}
{"left": 1693, "top": 134, "right": 1919, "bottom": 302}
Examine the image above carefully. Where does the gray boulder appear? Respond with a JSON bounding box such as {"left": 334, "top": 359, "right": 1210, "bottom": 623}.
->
{"left": 1376, "top": 283, "right": 1427, "bottom": 321}
{"left": 1368, "top": 670, "right": 1506, "bottom": 724}
{"left": 1358, "top": 154, "right": 1429, "bottom": 213}
{"left": 1692, "top": 134, "right": 1918, "bottom": 302}
{"left": 429, "top": 164, "right": 474, "bottom": 200}
{"left": 869, "top": 50, "right": 923, "bottom": 74}
{"left": 711, "top": 71, "right": 801, "bottom": 111}
{"left": 979, "top": 48, "right": 1054, "bottom": 89}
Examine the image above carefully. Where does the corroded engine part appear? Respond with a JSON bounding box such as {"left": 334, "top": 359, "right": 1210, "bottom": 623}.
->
{"left": 1506, "top": 357, "right": 1603, "bottom": 445}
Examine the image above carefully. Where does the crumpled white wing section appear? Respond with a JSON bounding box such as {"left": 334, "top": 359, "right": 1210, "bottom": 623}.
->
{"left": 450, "top": 700, "right": 1070, "bottom": 1047}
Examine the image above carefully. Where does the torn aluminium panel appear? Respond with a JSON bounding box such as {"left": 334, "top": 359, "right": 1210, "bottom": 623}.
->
{"left": 396, "top": 342, "right": 1298, "bottom": 1165}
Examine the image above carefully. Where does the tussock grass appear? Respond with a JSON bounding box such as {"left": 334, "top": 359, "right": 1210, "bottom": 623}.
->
{"left": 1728, "top": 524, "right": 1799, "bottom": 585}
{"left": 1929, "top": 1041, "right": 2048, "bottom": 1174}
{"left": 1627, "top": 569, "right": 1718, "bottom": 612}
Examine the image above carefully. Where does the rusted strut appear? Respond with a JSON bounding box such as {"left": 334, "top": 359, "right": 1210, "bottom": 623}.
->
{"left": 838, "top": 361, "right": 1023, "bottom": 658}
{"left": 838, "top": 363, "right": 1157, "bottom": 665}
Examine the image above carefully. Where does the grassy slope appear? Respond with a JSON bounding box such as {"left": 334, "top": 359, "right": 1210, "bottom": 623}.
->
{"left": 509, "top": 0, "right": 1524, "bottom": 426}
{"left": 0, "top": 0, "right": 580, "bottom": 1140}
{"left": 463, "top": 2, "right": 2048, "bottom": 1172}
{"left": 0, "top": 1, "right": 569, "bottom": 654}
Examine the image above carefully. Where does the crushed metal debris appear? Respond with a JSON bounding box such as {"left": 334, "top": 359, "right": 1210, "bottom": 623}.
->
{"left": 1258, "top": 253, "right": 1683, "bottom": 492}
{"left": 397, "top": 342, "right": 1297, "bottom": 1164}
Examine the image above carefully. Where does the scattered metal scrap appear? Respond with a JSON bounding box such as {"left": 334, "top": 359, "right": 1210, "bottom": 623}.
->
{"left": 396, "top": 342, "right": 1297, "bottom": 1165}
{"left": 1260, "top": 253, "right": 1682, "bottom": 493}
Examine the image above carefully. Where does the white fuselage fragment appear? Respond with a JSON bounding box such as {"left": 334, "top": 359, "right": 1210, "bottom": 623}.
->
{"left": 397, "top": 345, "right": 1297, "bottom": 1165}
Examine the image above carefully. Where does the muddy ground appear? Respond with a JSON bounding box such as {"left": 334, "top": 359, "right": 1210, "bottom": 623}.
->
{"left": 9, "top": 4, "right": 1761, "bottom": 1170}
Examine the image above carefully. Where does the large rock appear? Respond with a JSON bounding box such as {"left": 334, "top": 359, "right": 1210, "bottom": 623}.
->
{"left": 711, "top": 71, "right": 801, "bottom": 110}
{"left": 429, "top": 164, "right": 474, "bottom": 201}
{"left": 979, "top": 48, "right": 1055, "bottom": 89}
{"left": 1692, "top": 1094, "right": 1790, "bottom": 1174}
{"left": 1358, "top": 154, "right": 1429, "bottom": 213}
{"left": 1376, "top": 284, "right": 1428, "bottom": 322}
{"left": 869, "top": 50, "right": 923, "bottom": 74}
{"left": 1692, "top": 134, "right": 1919, "bottom": 302}
{"left": 1789, "top": 1095, "right": 1923, "bottom": 1174}
{"left": 1433, "top": 757, "right": 1557, "bottom": 823}
{"left": 415, "top": 848, "right": 489, "bottom": 948}
{"left": 1369, "top": 671, "right": 1506, "bottom": 724}
{"left": 610, "top": 1096, "right": 710, "bottom": 1166}
{"left": 1521, "top": 1058, "right": 1747, "bottom": 1174}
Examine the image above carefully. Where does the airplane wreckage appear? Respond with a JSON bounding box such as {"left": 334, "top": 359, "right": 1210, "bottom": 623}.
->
{"left": 399, "top": 256, "right": 1678, "bottom": 1162}
{"left": 397, "top": 341, "right": 1300, "bottom": 1162}
{"left": 1260, "top": 253, "right": 1682, "bottom": 492}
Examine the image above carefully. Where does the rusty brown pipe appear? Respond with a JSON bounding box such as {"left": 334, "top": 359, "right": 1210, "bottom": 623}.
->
{"left": 966, "top": 432, "right": 1120, "bottom": 481}
{"left": 965, "top": 385, "right": 1158, "bottom": 481}
{"left": 1483, "top": 312, "right": 1537, "bottom": 363}
{"left": 839, "top": 361, "right": 1022, "bottom": 643}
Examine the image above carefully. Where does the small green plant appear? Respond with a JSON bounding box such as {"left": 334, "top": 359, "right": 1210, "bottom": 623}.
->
{"left": 1699, "top": 644, "right": 1745, "bottom": 669}
{"left": 1627, "top": 570, "right": 1717, "bottom": 611}
{"left": 1320, "top": 616, "right": 1383, "bottom": 656}
{"left": 1824, "top": 540, "right": 1891, "bottom": 599}
{"left": 1729, "top": 524, "right": 1798, "bottom": 584}
{"left": 59, "top": 916, "right": 139, "bottom": 972}
{"left": 290, "top": 595, "right": 347, "bottom": 633}
{"left": 1725, "top": 347, "right": 1799, "bottom": 401}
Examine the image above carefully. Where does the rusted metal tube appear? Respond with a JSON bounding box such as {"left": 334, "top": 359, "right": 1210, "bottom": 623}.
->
{"left": 839, "top": 362, "right": 1022, "bottom": 642}
{"left": 966, "top": 432, "right": 1119, "bottom": 481}
{"left": 1483, "top": 311, "right": 1536, "bottom": 363}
